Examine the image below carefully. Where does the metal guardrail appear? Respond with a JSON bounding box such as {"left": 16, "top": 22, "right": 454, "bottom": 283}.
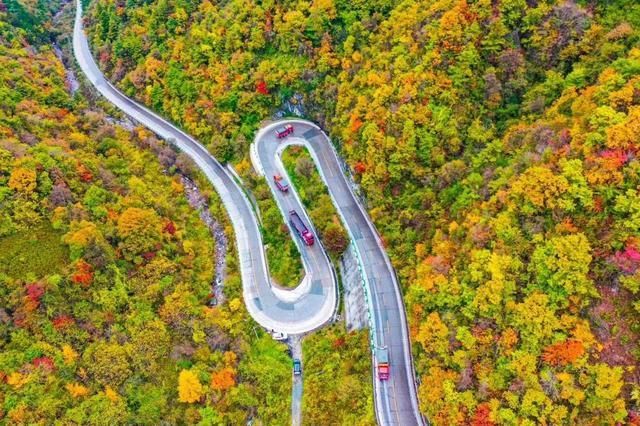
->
{"left": 350, "top": 241, "right": 377, "bottom": 349}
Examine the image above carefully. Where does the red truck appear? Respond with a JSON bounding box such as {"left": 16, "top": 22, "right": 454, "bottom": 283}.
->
{"left": 289, "top": 210, "right": 314, "bottom": 246}
{"left": 275, "top": 124, "right": 294, "bottom": 139}
{"left": 273, "top": 174, "right": 289, "bottom": 192}
{"left": 376, "top": 348, "right": 389, "bottom": 380}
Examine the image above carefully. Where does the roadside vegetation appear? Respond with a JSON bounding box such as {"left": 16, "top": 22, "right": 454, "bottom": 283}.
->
{"left": 0, "top": 5, "right": 290, "bottom": 424}
{"left": 302, "top": 325, "right": 375, "bottom": 425}
{"left": 87, "top": 0, "right": 640, "bottom": 423}
{"left": 233, "top": 144, "right": 350, "bottom": 288}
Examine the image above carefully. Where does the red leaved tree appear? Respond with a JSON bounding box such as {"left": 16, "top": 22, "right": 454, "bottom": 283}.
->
{"left": 71, "top": 260, "right": 93, "bottom": 287}
{"left": 471, "top": 403, "right": 495, "bottom": 426}
{"left": 256, "top": 81, "right": 269, "bottom": 95}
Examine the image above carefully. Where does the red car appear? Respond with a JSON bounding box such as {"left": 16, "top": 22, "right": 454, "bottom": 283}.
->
{"left": 275, "top": 124, "right": 294, "bottom": 139}
{"left": 273, "top": 175, "right": 289, "bottom": 192}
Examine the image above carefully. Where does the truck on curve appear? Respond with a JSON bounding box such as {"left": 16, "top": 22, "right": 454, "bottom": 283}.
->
{"left": 289, "top": 210, "right": 314, "bottom": 246}
{"left": 275, "top": 124, "right": 294, "bottom": 139}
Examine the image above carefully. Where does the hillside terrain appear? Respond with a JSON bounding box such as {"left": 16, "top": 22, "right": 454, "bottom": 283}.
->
{"left": 0, "top": 3, "right": 293, "bottom": 423}
{"left": 88, "top": 0, "right": 640, "bottom": 423}
{"left": 1, "top": 0, "right": 639, "bottom": 424}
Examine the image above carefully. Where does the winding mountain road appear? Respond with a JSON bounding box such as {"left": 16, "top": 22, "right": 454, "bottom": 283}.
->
{"left": 254, "top": 123, "right": 424, "bottom": 426}
{"left": 73, "top": 1, "right": 423, "bottom": 424}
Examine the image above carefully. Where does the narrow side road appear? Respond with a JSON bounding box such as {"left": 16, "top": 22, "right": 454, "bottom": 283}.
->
{"left": 289, "top": 336, "right": 303, "bottom": 426}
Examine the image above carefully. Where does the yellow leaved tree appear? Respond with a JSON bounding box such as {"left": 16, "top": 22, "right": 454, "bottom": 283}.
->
{"left": 66, "top": 382, "right": 89, "bottom": 398}
{"left": 178, "top": 370, "right": 203, "bottom": 403}
{"left": 8, "top": 167, "right": 37, "bottom": 194}
{"left": 61, "top": 344, "right": 78, "bottom": 365}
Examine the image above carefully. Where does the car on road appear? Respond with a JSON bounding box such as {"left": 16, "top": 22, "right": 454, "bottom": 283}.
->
{"left": 206, "top": 293, "right": 218, "bottom": 307}
{"left": 275, "top": 124, "right": 294, "bottom": 139}
{"left": 293, "top": 359, "right": 302, "bottom": 375}
{"left": 273, "top": 174, "right": 289, "bottom": 192}
{"left": 272, "top": 331, "right": 289, "bottom": 341}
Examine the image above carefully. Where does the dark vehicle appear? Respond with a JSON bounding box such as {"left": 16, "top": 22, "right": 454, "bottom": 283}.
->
{"left": 376, "top": 347, "right": 389, "bottom": 380}
{"left": 206, "top": 293, "right": 218, "bottom": 307}
{"left": 293, "top": 359, "right": 302, "bottom": 375}
{"left": 275, "top": 124, "right": 294, "bottom": 139}
{"left": 289, "top": 210, "right": 314, "bottom": 246}
{"left": 273, "top": 174, "right": 289, "bottom": 192}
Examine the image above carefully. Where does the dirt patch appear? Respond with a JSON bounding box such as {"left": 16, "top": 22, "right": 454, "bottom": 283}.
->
{"left": 590, "top": 284, "right": 640, "bottom": 388}
{"left": 181, "top": 175, "right": 228, "bottom": 305}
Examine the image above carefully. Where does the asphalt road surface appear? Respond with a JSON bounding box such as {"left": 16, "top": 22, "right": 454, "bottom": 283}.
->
{"left": 74, "top": 1, "right": 423, "bottom": 424}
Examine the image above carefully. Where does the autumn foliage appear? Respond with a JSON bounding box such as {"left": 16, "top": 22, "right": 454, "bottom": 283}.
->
{"left": 542, "top": 340, "right": 585, "bottom": 366}
{"left": 70, "top": 260, "right": 93, "bottom": 287}
{"left": 25, "top": 283, "right": 45, "bottom": 304}
{"left": 163, "top": 220, "right": 176, "bottom": 235}
{"left": 2, "top": 0, "right": 639, "bottom": 423}
{"left": 178, "top": 370, "right": 203, "bottom": 403}
{"left": 76, "top": 163, "right": 93, "bottom": 182}
{"left": 210, "top": 367, "right": 236, "bottom": 391}
{"left": 255, "top": 80, "right": 268, "bottom": 95}
{"left": 32, "top": 357, "right": 55, "bottom": 372}
{"left": 471, "top": 404, "right": 495, "bottom": 426}
{"left": 8, "top": 168, "right": 37, "bottom": 194}
{"left": 0, "top": 7, "right": 293, "bottom": 423}
{"left": 66, "top": 383, "right": 89, "bottom": 398}
{"left": 52, "top": 315, "right": 75, "bottom": 330}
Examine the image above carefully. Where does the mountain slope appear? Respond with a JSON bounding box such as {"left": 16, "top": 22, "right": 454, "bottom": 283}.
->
{"left": 0, "top": 4, "right": 291, "bottom": 423}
